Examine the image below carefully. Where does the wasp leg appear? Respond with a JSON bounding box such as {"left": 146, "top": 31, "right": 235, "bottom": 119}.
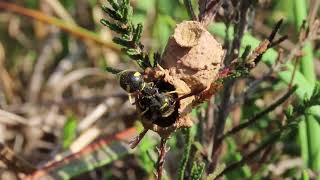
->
{"left": 159, "top": 102, "right": 168, "bottom": 111}
{"left": 165, "top": 90, "right": 185, "bottom": 95}
{"left": 156, "top": 64, "right": 166, "bottom": 72}
{"left": 128, "top": 93, "right": 136, "bottom": 105}
{"left": 146, "top": 82, "right": 154, "bottom": 87}
{"left": 140, "top": 108, "right": 150, "bottom": 116}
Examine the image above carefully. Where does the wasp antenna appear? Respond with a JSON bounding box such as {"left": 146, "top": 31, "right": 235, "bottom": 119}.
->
{"left": 105, "top": 66, "right": 124, "bottom": 74}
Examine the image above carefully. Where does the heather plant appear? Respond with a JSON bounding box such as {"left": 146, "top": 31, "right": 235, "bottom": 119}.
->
{"left": 0, "top": 0, "right": 319, "bottom": 179}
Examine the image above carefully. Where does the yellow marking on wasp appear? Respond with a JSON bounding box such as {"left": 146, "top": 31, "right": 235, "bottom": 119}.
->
{"left": 160, "top": 102, "right": 168, "bottom": 110}
{"left": 128, "top": 93, "right": 135, "bottom": 104}
{"left": 134, "top": 72, "right": 141, "bottom": 77}
{"left": 140, "top": 82, "right": 146, "bottom": 91}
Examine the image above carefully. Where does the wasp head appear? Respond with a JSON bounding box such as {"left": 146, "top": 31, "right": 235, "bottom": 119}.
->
{"left": 118, "top": 71, "right": 145, "bottom": 93}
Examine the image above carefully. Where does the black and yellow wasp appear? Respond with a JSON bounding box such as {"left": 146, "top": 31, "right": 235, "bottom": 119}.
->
{"left": 107, "top": 67, "right": 178, "bottom": 127}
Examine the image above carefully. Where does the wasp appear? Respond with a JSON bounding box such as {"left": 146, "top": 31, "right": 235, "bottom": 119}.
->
{"left": 115, "top": 70, "right": 178, "bottom": 127}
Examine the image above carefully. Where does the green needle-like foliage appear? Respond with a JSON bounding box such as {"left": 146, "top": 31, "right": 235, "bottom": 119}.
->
{"left": 292, "top": 0, "right": 320, "bottom": 171}
{"left": 178, "top": 128, "right": 192, "bottom": 180}
{"left": 101, "top": 0, "right": 152, "bottom": 69}
{"left": 190, "top": 161, "right": 205, "bottom": 180}
{"left": 105, "top": 66, "right": 123, "bottom": 74}
{"left": 285, "top": 83, "right": 320, "bottom": 120}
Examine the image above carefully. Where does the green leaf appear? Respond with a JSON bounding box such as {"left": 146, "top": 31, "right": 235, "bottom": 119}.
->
{"left": 105, "top": 66, "right": 123, "bottom": 74}
{"left": 133, "top": 23, "right": 143, "bottom": 44}
{"left": 102, "top": 5, "right": 123, "bottom": 21}
{"left": 284, "top": 105, "right": 294, "bottom": 118}
{"left": 190, "top": 161, "right": 205, "bottom": 180}
{"left": 113, "top": 37, "right": 131, "bottom": 47}
{"left": 63, "top": 116, "right": 77, "bottom": 149}
{"left": 100, "top": 19, "right": 127, "bottom": 34}
{"left": 300, "top": 170, "right": 309, "bottom": 180}
{"left": 107, "top": 0, "right": 120, "bottom": 11}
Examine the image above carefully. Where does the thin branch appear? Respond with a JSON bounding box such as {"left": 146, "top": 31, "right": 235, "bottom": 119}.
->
{"left": 0, "top": 143, "right": 36, "bottom": 174}
{"left": 27, "top": 128, "right": 138, "bottom": 179}
{"left": 0, "top": 2, "right": 119, "bottom": 51}
{"left": 229, "top": 75, "right": 274, "bottom": 107}
{"left": 28, "top": 32, "right": 58, "bottom": 102}
{"left": 254, "top": 19, "right": 284, "bottom": 65}
{"left": 157, "top": 138, "right": 168, "bottom": 180}
{"left": 209, "top": 0, "right": 251, "bottom": 172}
{"left": 184, "top": 0, "right": 197, "bottom": 20}
{"left": 214, "top": 130, "right": 282, "bottom": 179}
{"left": 220, "top": 86, "right": 297, "bottom": 140}
{"left": 308, "top": 0, "right": 320, "bottom": 24}
{"left": 129, "top": 129, "right": 148, "bottom": 149}
{"left": 199, "top": 0, "right": 224, "bottom": 27}
{"left": 270, "top": 35, "right": 288, "bottom": 47}
{"left": 269, "top": 19, "right": 284, "bottom": 43}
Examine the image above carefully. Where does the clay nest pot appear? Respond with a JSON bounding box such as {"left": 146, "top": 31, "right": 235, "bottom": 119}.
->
{"left": 142, "top": 21, "right": 224, "bottom": 138}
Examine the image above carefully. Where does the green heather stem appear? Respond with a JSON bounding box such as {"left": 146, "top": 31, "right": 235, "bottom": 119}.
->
{"left": 178, "top": 128, "right": 192, "bottom": 180}
{"left": 210, "top": 17, "right": 320, "bottom": 173}
{"left": 190, "top": 161, "right": 205, "bottom": 180}
{"left": 293, "top": 0, "right": 320, "bottom": 171}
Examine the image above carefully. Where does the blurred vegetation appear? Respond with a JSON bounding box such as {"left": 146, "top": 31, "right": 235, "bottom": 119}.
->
{"left": 0, "top": 0, "right": 319, "bottom": 179}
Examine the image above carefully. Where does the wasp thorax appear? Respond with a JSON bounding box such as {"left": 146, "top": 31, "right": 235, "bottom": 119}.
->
{"left": 119, "top": 71, "right": 145, "bottom": 93}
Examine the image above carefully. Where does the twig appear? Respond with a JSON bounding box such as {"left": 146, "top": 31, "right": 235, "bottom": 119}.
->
{"left": 0, "top": 109, "right": 29, "bottom": 125}
{"left": 253, "top": 21, "right": 295, "bottom": 51}
{"left": 184, "top": 0, "right": 197, "bottom": 20}
{"left": 308, "top": 0, "right": 320, "bottom": 24}
{"left": 54, "top": 68, "right": 109, "bottom": 97}
{"left": 227, "top": 20, "right": 287, "bottom": 105}
{"left": 229, "top": 48, "right": 284, "bottom": 106}
{"left": 0, "top": 2, "right": 118, "bottom": 51}
{"left": 268, "top": 158, "right": 303, "bottom": 176}
{"left": 199, "top": 0, "right": 224, "bottom": 27}
{"left": 129, "top": 129, "right": 148, "bottom": 149}
{"left": 220, "top": 86, "right": 297, "bottom": 140}
{"left": 27, "top": 127, "right": 138, "bottom": 179}
{"left": 288, "top": 56, "right": 300, "bottom": 88}
{"left": 253, "top": 19, "right": 284, "bottom": 65}
{"left": 47, "top": 41, "right": 84, "bottom": 87}
{"left": 44, "top": 0, "right": 76, "bottom": 24}
{"left": 77, "top": 98, "right": 118, "bottom": 132}
{"left": 229, "top": 75, "right": 273, "bottom": 107}
{"left": 0, "top": 42, "right": 17, "bottom": 104}
{"left": 157, "top": 138, "right": 168, "bottom": 180}
{"left": 4, "top": 93, "right": 127, "bottom": 114}
{"left": 209, "top": 0, "right": 251, "bottom": 172}
{"left": 214, "top": 130, "right": 282, "bottom": 179}
{"left": 0, "top": 143, "right": 36, "bottom": 174}
{"left": 28, "top": 32, "right": 58, "bottom": 102}
{"left": 285, "top": 19, "right": 319, "bottom": 63}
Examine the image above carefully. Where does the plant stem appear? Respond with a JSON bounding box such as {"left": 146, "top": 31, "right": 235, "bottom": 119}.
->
{"left": 221, "top": 86, "right": 297, "bottom": 139}
{"left": 183, "top": 0, "right": 197, "bottom": 20}
{"left": 178, "top": 128, "right": 192, "bottom": 180}
{"left": 157, "top": 139, "right": 168, "bottom": 180}
{"left": 0, "top": 2, "right": 118, "bottom": 51}
{"left": 293, "top": 0, "right": 320, "bottom": 171}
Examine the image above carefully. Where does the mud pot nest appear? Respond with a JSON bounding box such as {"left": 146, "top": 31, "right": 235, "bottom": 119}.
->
{"left": 141, "top": 21, "right": 224, "bottom": 138}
